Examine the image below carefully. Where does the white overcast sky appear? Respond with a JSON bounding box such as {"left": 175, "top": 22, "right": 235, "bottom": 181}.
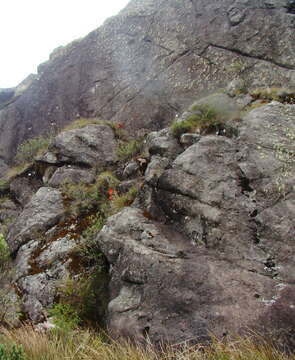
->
{"left": 0, "top": 0, "right": 130, "bottom": 88}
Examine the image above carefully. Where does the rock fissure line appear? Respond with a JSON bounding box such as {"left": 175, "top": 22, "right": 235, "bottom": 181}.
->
{"left": 209, "top": 43, "right": 295, "bottom": 70}
{"left": 143, "top": 36, "right": 174, "bottom": 54}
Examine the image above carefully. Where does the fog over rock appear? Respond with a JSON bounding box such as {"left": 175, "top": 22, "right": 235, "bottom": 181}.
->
{"left": 0, "top": 0, "right": 295, "bottom": 163}
{"left": 0, "top": 0, "right": 294, "bottom": 349}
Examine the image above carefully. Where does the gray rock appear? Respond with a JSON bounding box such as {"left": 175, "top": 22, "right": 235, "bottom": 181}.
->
{"left": 95, "top": 102, "right": 295, "bottom": 345}
{"left": 10, "top": 176, "right": 42, "bottom": 206}
{"left": 96, "top": 207, "right": 294, "bottom": 345}
{"left": 146, "top": 128, "right": 181, "bottom": 158}
{"left": 0, "top": 88, "right": 15, "bottom": 104}
{"left": 1, "top": 0, "right": 295, "bottom": 163}
{"left": 48, "top": 165, "right": 95, "bottom": 187}
{"left": 14, "top": 240, "right": 39, "bottom": 280}
{"left": 226, "top": 79, "right": 246, "bottom": 97}
{"left": 144, "top": 156, "right": 170, "bottom": 186}
{"left": 18, "top": 273, "right": 59, "bottom": 323}
{"left": 179, "top": 133, "right": 201, "bottom": 147}
{"left": 123, "top": 161, "right": 140, "bottom": 179}
{"left": 7, "top": 187, "right": 64, "bottom": 253}
{"left": 42, "top": 125, "right": 117, "bottom": 168}
{"left": 0, "top": 159, "right": 8, "bottom": 177}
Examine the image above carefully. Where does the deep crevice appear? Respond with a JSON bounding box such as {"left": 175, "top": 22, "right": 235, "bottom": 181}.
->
{"left": 209, "top": 43, "right": 295, "bottom": 70}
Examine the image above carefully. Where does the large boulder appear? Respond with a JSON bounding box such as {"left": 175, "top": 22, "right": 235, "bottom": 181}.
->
{"left": 1, "top": 0, "right": 295, "bottom": 162}
{"left": 7, "top": 187, "right": 65, "bottom": 253}
{"left": 40, "top": 124, "right": 117, "bottom": 168}
{"left": 96, "top": 102, "right": 295, "bottom": 346}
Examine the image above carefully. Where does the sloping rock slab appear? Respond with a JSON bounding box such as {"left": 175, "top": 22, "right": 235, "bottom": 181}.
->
{"left": 41, "top": 124, "right": 117, "bottom": 168}
{"left": 7, "top": 187, "right": 64, "bottom": 253}
{"left": 96, "top": 207, "right": 295, "bottom": 345}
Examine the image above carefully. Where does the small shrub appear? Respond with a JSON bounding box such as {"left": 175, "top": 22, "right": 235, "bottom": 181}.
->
{"left": 82, "top": 214, "right": 106, "bottom": 244}
{"left": 48, "top": 303, "right": 80, "bottom": 333}
{"left": 111, "top": 185, "right": 139, "bottom": 213}
{"left": 62, "top": 171, "right": 120, "bottom": 217}
{"left": 0, "top": 234, "right": 10, "bottom": 270}
{"left": 171, "top": 105, "right": 223, "bottom": 137}
{"left": 0, "top": 344, "right": 26, "bottom": 360}
{"left": 250, "top": 87, "right": 295, "bottom": 104}
{"left": 117, "top": 138, "right": 144, "bottom": 162}
{"left": 14, "top": 135, "right": 50, "bottom": 166}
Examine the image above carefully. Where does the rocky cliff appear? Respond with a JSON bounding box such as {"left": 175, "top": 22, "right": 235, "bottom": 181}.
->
{"left": 0, "top": 0, "right": 295, "bottom": 350}
{"left": 0, "top": 0, "right": 295, "bottom": 163}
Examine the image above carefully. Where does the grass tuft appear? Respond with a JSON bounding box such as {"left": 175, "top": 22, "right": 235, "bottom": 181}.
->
{"left": 0, "top": 327, "right": 293, "bottom": 360}
{"left": 171, "top": 105, "right": 224, "bottom": 137}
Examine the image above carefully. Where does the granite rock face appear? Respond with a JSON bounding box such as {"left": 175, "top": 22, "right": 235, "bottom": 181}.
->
{"left": 0, "top": 0, "right": 295, "bottom": 348}
{"left": 7, "top": 187, "right": 65, "bottom": 254}
{"left": 1, "top": 0, "right": 295, "bottom": 162}
{"left": 96, "top": 102, "right": 295, "bottom": 346}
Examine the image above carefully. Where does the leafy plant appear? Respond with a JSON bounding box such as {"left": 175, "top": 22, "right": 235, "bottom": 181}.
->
{"left": 48, "top": 303, "right": 80, "bottom": 333}
{"left": 0, "top": 344, "right": 26, "bottom": 360}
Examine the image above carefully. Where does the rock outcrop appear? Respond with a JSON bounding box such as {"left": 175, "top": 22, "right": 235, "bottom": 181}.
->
{"left": 96, "top": 100, "right": 295, "bottom": 346}
{"left": 0, "top": 0, "right": 295, "bottom": 350}
{"left": 1, "top": 0, "right": 295, "bottom": 163}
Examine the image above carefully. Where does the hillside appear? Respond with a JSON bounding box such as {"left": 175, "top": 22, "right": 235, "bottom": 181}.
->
{"left": 0, "top": 0, "right": 295, "bottom": 354}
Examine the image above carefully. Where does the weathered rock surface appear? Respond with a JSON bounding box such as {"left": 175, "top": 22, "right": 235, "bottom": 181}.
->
{"left": 7, "top": 187, "right": 65, "bottom": 253}
{"left": 40, "top": 124, "right": 118, "bottom": 168}
{"left": 96, "top": 102, "right": 295, "bottom": 346}
{"left": 47, "top": 165, "right": 95, "bottom": 187}
{"left": 0, "top": 0, "right": 295, "bottom": 348}
{"left": 10, "top": 176, "right": 42, "bottom": 206}
{"left": 1, "top": 0, "right": 295, "bottom": 162}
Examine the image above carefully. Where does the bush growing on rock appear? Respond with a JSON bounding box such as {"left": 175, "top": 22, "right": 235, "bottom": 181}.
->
{"left": 116, "top": 138, "right": 145, "bottom": 162}
{"left": 0, "top": 233, "right": 9, "bottom": 270}
{"left": 14, "top": 135, "right": 50, "bottom": 166}
{"left": 0, "top": 344, "right": 26, "bottom": 360}
{"left": 171, "top": 104, "right": 225, "bottom": 137}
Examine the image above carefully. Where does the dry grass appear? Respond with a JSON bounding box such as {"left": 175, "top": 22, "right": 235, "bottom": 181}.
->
{"left": 0, "top": 326, "right": 294, "bottom": 360}
{"left": 61, "top": 118, "right": 106, "bottom": 132}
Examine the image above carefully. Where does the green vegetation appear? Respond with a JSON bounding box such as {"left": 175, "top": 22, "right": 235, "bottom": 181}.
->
{"left": 171, "top": 104, "right": 225, "bottom": 137}
{"left": 0, "top": 344, "right": 26, "bottom": 360}
{"left": 0, "top": 234, "right": 10, "bottom": 271}
{"left": 62, "top": 171, "right": 120, "bottom": 218}
{"left": 250, "top": 87, "right": 295, "bottom": 104}
{"left": 117, "top": 138, "right": 144, "bottom": 162}
{"left": 111, "top": 185, "right": 139, "bottom": 211}
{"left": 0, "top": 326, "right": 294, "bottom": 360}
{"left": 61, "top": 117, "right": 128, "bottom": 140}
{"left": 14, "top": 135, "right": 50, "bottom": 166}
{"left": 61, "top": 118, "right": 106, "bottom": 132}
{"left": 48, "top": 303, "right": 80, "bottom": 333}
{"left": 54, "top": 254, "right": 109, "bottom": 328}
